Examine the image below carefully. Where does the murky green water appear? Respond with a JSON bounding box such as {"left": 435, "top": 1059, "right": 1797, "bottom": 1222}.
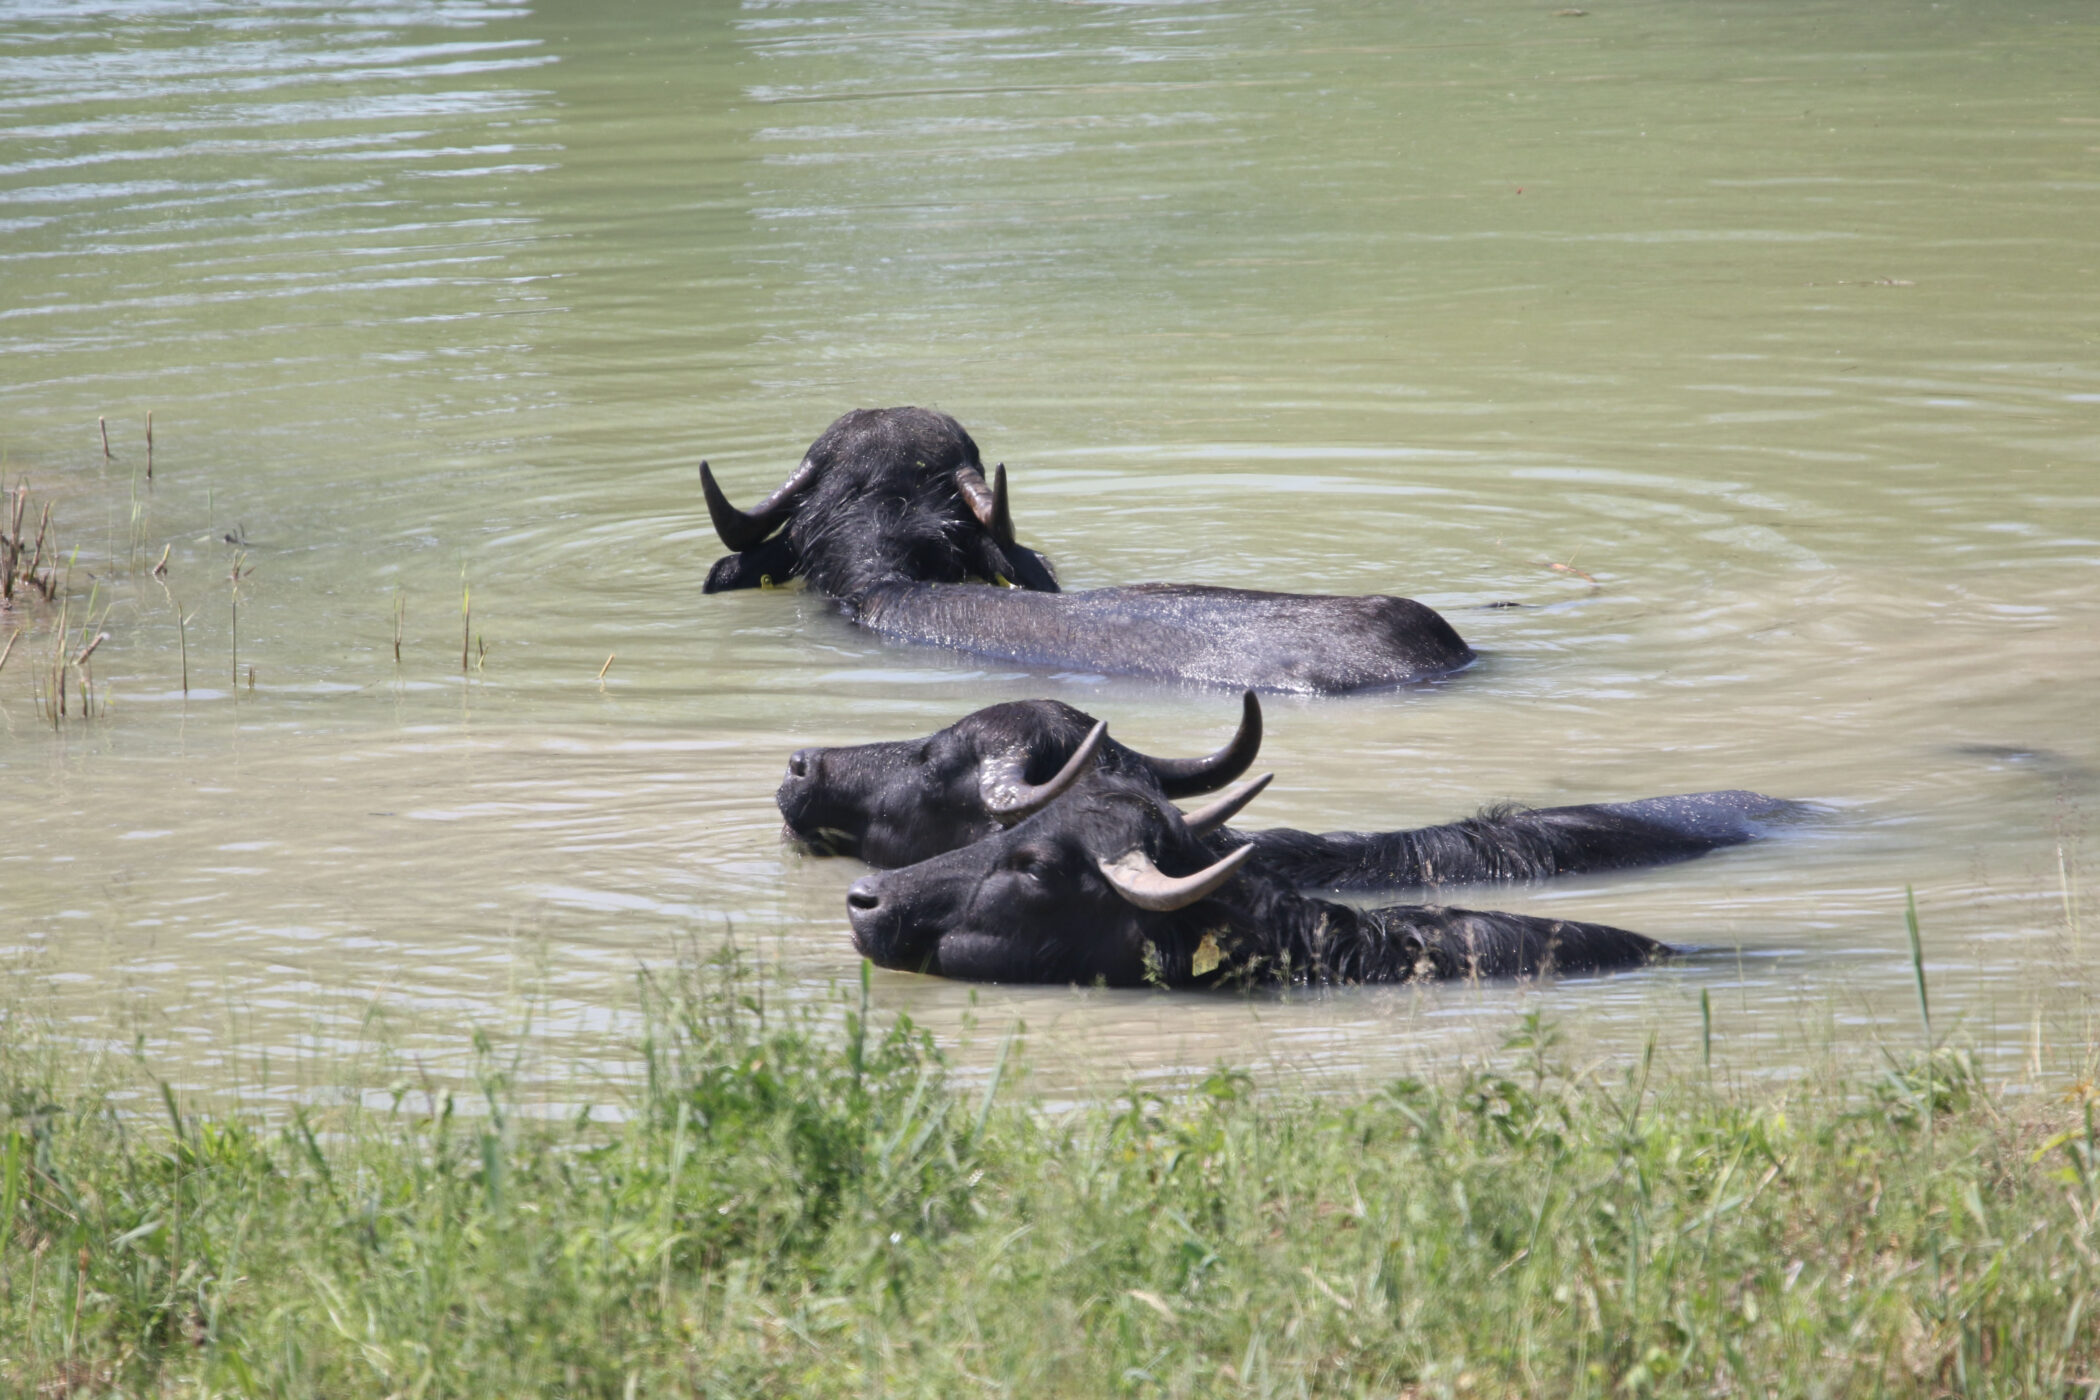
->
{"left": 4, "top": 0, "right": 2097, "bottom": 1097}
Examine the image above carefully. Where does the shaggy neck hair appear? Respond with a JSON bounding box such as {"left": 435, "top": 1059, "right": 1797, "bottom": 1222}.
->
{"left": 1218, "top": 791, "right": 1787, "bottom": 893}
{"left": 791, "top": 473, "right": 1008, "bottom": 604}
{"left": 1139, "top": 865, "right": 1665, "bottom": 987}
{"left": 781, "top": 407, "right": 1020, "bottom": 605}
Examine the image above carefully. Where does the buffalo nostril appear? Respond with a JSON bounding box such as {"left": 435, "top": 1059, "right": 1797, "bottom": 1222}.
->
{"left": 788, "top": 751, "right": 811, "bottom": 780}
{"left": 847, "top": 886, "right": 881, "bottom": 913}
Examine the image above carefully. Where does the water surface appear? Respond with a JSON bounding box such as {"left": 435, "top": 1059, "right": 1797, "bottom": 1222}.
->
{"left": 3, "top": 0, "right": 2097, "bottom": 1097}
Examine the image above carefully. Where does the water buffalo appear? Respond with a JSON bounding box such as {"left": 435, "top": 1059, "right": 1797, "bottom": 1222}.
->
{"left": 844, "top": 770, "right": 1670, "bottom": 987}
{"left": 699, "top": 407, "right": 1473, "bottom": 693}
{"left": 780, "top": 691, "right": 1794, "bottom": 889}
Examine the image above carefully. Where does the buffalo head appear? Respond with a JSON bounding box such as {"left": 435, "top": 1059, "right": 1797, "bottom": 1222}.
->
{"left": 699, "top": 406, "right": 1060, "bottom": 599}
{"left": 844, "top": 770, "right": 1272, "bottom": 986}
{"left": 778, "top": 691, "right": 1264, "bottom": 865}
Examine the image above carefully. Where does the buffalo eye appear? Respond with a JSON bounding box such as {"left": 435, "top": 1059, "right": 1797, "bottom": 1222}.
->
{"left": 1008, "top": 847, "right": 1055, "bottom": 883}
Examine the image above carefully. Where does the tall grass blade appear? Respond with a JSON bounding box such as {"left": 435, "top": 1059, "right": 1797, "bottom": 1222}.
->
{"left": 1700, "top": 988, "right": 1712, "bottom": 1075}
{"left": 158, "top": 1079, "right": 185, "bottom": 1145}
{"left": 970, "top": 1023, "right": 1018, "bottom": 1149}
{"left": 1907, "top": 886, "right": 1936, "bottom": 1157}
{"left": 850, "top": 957, "right": 870, "bottom": 1088}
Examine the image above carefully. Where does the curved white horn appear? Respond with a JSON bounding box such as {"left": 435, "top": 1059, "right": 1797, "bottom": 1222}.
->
{"left": 1178, "top": 773, "right": 1273, "bottom": 837}
{"left": 981, "top": 721, "right": 1107, "bottom": 822}
{"left": 1095, "top": 843, "right": 1254, "bottom": 912}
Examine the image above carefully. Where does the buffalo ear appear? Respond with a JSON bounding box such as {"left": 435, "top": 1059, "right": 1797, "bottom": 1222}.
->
{"left": 981, "top": 721, "right": 1107, "bottom": 823}
{"left": 1001, "top": 541, "right": 1060, "bottom": 594}
{"left": 703, "top": 535, "right": 802, "bottom": 593}
{"left": 963, "top": 535, "right": 1060, "bottom": 595}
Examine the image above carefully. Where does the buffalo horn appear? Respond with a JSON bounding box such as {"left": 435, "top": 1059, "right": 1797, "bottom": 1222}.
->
{"left": 953, "top": 463, "right": 1016, "bottom": 544}
{"left": 981, "top": 721, "right": 1107, "bottom": 822}
{"left": 1096, "top": 843, "right": 1254, "bottom": 913}
{"left": 1178, "top": 773, "right": 1274, "bottom": 837}
{"left": 1134, "top": 690, "right": 1263, "bottom": 798}
{"left": 991, "top": 463, "right": 1015, "bottom": 542}
{"left": 699, "top": 456, "right": 820, "bottom": 552}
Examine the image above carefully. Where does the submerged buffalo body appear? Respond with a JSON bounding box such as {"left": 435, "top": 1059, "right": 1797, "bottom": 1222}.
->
{"left": 780, "top": 693, "right": 1794, "bottom": 888}
{"left": 845, "top": 771, "right": 1669, "bottom": 988}
{"left": 700, "top": 407, "right": 1473, "bottom": 693}
{"left": 855, "top": 583, "right": 1465, "bottom": 694}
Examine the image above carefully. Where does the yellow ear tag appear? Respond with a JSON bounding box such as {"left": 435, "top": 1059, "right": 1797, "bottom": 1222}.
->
{"left": 993, "top": 574, "right": 1014, "bottom": 588}
{"left": 758, "top": 574, "right": 777, "bottom": 590}
{"left": 1191, "top": 931, "right": 1224, "bottom": 978}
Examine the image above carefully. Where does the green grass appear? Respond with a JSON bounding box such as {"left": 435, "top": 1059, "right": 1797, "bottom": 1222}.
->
{"left": 3, "top": 951, "right": 2098, "bottom": 1398}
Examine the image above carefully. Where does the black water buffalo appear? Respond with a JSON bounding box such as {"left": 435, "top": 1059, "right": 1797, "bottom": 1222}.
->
{"left": 844, "top": 770, "right": 1669, "bottom": 987}
{"left": 699, "top": 407, "right": 1473, "bottom": 693}
{"left": 780, "top": 692, "right": 1793, "bottom": 888}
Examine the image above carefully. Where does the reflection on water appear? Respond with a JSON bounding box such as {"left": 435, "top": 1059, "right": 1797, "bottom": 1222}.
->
{"left": 1, "top": 0, "right": 2097, "bottom": 1097}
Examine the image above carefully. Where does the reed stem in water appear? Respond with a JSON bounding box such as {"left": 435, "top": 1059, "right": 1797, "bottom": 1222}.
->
{"left": 25, "top": 501, "right": 51, "bottom": 600}
{"left": 229, "top": 552, "right": 247, "bottom": 696}
{"left": 1, "top": 484, "right": 22, "bottom": 602}
{"left": 166, "top": 590, "right": 190, "bottom": 697}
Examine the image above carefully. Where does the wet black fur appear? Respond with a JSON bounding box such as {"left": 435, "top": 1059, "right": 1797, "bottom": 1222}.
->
{"left": 779, "top": 698, "right": 1186, "bottom": 867}
{"left": 853, "top": 581, "right": 1470, "bottom": 693}
{"left": 788, "top": 409, "right": 1039, "bottom": 601}
{"left": 704, "top": 407, "right": 1056, "bottom": 601}
{"left": 703, "top": 407, "right": 1473, "bottom": 693}
{"left": 782, "top": 697, "right": 1792, "bottom": 888}
{"left": 1226, "top": 790, "right": 1794, "bottom": 892}
{"left": 845, "top": 773, "right": 1671, "bottom": 988}
{"left": 1147, "top": 872, "right": 1669, "bottom": 987}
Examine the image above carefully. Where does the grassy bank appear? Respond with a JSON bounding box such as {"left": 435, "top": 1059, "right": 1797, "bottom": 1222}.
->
{"left": 3, "top": 956, "right": 2098, "bottom": 1398}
